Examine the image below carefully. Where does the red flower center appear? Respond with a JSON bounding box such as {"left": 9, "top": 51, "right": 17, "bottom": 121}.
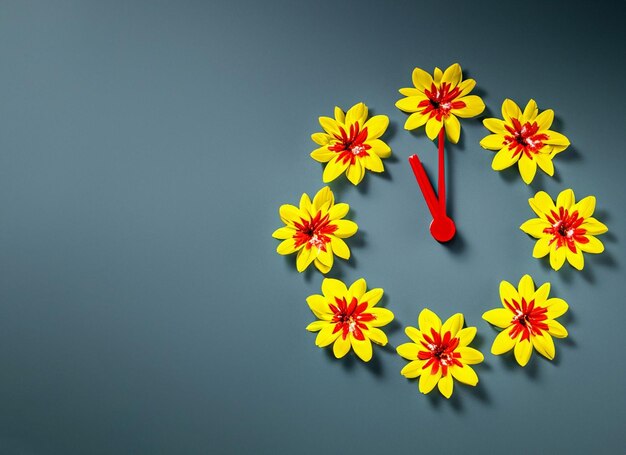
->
{"left": 329, "top": 122, "right": 371, "bottom": 165}
{"left": 543, "top": 207, "right": 588, "bottom": 253}
{"left": 505, "top": 297, "right": 548, "bottom": 341}
{"left": 292, "top": 211, "right": 338, "bottom": 251}
{"left": 503, "top": 118, "right": 549, "bottom": 159}
{"left": 329, "top": 296, "right": 375, "bottom": 340}
{"left": 418, "top": 328, "right": 463, "bottom": 377}
{"left": 418, "top": 82, "right": 465, "bottom": 121}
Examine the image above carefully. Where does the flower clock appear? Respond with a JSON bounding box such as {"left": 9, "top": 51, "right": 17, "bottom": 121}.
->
{"left": 272, "top": 62, "right": 610, "bottom": 401}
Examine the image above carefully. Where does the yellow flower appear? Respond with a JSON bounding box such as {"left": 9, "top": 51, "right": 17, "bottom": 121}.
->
{"left": 306, "top": 278, "right": 394, "bottom": 362}
{"left": 483, "top": 275, "right": 568, "bottom": 367}
{"left": 395, "top": 63, "right": 485, "bottom": 143}
{"left": 311, "top": 102, "right": 391, "bottom": 185}
{"left": 480, "top": 99, "right": 570, "bottom": 184}
{"left": 272, "top": 187, "right": 357, "bottom": 273}
{"left": 396, "top": 309, "right": 483, "bottom": 399}
{"left": 521, "top": 189, "right": 608, "bottom": 270}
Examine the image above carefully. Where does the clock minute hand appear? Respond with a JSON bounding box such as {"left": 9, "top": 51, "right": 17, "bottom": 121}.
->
{"left": 408, "top": 154, "right": 440, "bottom": 220}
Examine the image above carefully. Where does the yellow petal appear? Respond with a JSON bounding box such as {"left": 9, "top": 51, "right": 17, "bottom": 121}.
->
{"left": 333, "top": 335, "right": 351, "bottom": 358}
{"left": 299, "top": 193, "right": 312, "bottom": 213}
{"left": 399, "top": 87, "right": 422, "bottom": 97}
{"left": 345, "top": 102, "right": 366, "bottom": 127}
{"left": 480, "top": 134, "right": 505, "bottom": 150}
{"left": 397, "top": 342, "right": 420, "bottom": 360}
{"left": 312, "top": 186, "right": 334, "bottom": 210}
{"left": 433, "top": 67, "right": 443, "bottom": 83}
{"left": 368, "top": 139, "right": 391, "bottom": 158}
{"left": 419, "top": 369, "right": 441, "bottom": 394}
{"left": 518, "top": 274, "right": 535, "bottom": 297}
{"left": 535, "top": 109, "right": 554, "bottom": 130}
{"left": 441, "top": 313, "right": 464, "bottom": 338}
{"left": 491, "top": 329, "right": 516, "bottom": 355}
{"left": 418, "top": 308, "right": 442, "bottom": 333}
{"left": 499, "top": 280, "right": 519, "bottom": 307}
{"left": 437, "top": 373, "right": 454, "bottom": 398}
{"left": 453, "top": 95, "right": 485, "bottom": 118}
{"left": 412, "top": 67, "right": 433, "bottom": 89}
{"left": 306, "top": 320, "right": 328, "bottom": 332}
{"left": 425, "top": 117, "right": 443, "bottom": 140}
{"left": 457, "top": 347, "right": 483, "bottom": 364}
{"left": 396, "top": 96, "right": 424, "bottom": 113}
{"left": 547, "top": 320, "right": 568, "bottom": 338}
{"left": 405, "top": 326, "right": 423, "bottom": 344}
{"left": 316, "top": 324, "right": 340, "bottom": 347}
{"left": 501, "top": 99, "right": 522, "bottom": 123}
{"left": 364, "top": 115, "right": 389, "bottom": 139}
{"left": 310, "top": 146, "right": 335, "bottom": 162}
{"left": 306, "top": 294, "right": 332, "bottom": 319}
{"left": 404, "top": 112, "right": 429, "bottom": 130}
{"left": 276, "top": 238, "right": 298, "bottom": 255}
{"left": 483, "top": 117, "right": 506, "bottom": 133}
{"left": 482, "top": 308, "right": 512, "bottom": 329}
{"left": 361, "top": 288, "right": 383, "bottom": 306}
{"left": 556, "top": 189, "right": 575, "bottom": 210}
{"left": 348, "top": 278, "right": 367, "bottom": 298}
{"left": 457, "top": 78, "right": 476, "bottom": 97}
{"left": 322, "top": 157, "right": 349, "bottom": 183}
{"left": 366, "top": 327, "right": 388, "bottom": 346}
{"left": 296, "top": 247, "right": 316, "bottom": 272}
{"left": 314, "top": 258, "right": 331, "bottom": 274}
{"left": 456, "top": 327, "right": 476, "bottom": 346}
{"left": 311, "top": 132, "right": 330, "bottom": 145}
{"left": 535, "top": 153, "right": 554, "bottom": 176}
{"left": 578, "top": 235, "right": 604, "bottom": 253}
{"left": 581, "top": 218, "right": 608, "bottom": 235}
{"left": 514, "top": 339, "right": 533, "bottom": 366}
{"left": 319, "top": 116, "right": 340, "bottom": 136}
{"left": 279, "top": 204, "right": 301, "bottom": 224}
{"left": 346, "top": 161, "right": 365, "bottom": 185}
{"left": 522, "top": 99, "right": 538, "bottom": 122}
{"left": 330, "top": 236, "right": 350, "bottom": 259}
{"left": 566, "top": 248, "right": 584, "bottom": 270}
{"left": 351, "top": 336, "right": 373, "bottom": 362}
{"left": 363, "top": 153, "right": 384, "bottom": 172}
{"left": 492, "top": 147, "right": 518, "bottom": 170}
{"left": 533, "top": 282, "right": 551, "bottom": 307}
{"left": 328, "top": 203, "right": 349, "bottom": 220}
{"left": 520, "top": 218, "right": 550, "bottom": 237}
{"left": 532, "top": 332, "right": 555, "bottom": 360}
{"left": 333, "top": 106, "right": 345, "bottom": 124}
{"left": 321, "top": 278, "right": 347, "bottom": 299}
{"left": 573, "top": 196, "right": 596, "bottom": 219}
{"left": 550, "top": 245, "right": 567, "bottom": 270}
{"left": 444, "top": 114, "right": 460, "bottom": 144}
{"left": 518, "top": 156, "right": 537, "bottom": 184}
{"left": 529, "top": 191, "right": 556, "bottom": 218}
{"left": 401, "top": 360, "right": 425, "bottom": 378}
{"left": 333, "top": 220, "right": 358, "bottom": 238}
{"left": 532, "top": 237, "right": 552, "bottom": 258}
{"left": 451, "top": 364, "right": 478, "bottom": 386}
{"left": 442, "top": 63, "right": 462, "bottom": 87}
{"left": 369, "top": 308, "right": 394, "bottom": 327}
{"left": 544, "top": 130, "right": 570, "bottom": 147}
{"left": 272, "top": 226, "right": 294, "bottom": 239}
{"left": 544, "top": 297, "right": 568, "bottom": 319}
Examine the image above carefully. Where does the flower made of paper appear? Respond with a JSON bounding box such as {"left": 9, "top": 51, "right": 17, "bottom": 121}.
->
{"left": 483, "top": 275, "right": 568, "bottom": 367}
{"left": 305, "top": 278, "right": 394, "bottom": 362}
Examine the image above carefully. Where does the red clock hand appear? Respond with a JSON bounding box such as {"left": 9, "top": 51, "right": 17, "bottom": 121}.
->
{"left": 408, "top": 127, "right": 456, "bottom": 243}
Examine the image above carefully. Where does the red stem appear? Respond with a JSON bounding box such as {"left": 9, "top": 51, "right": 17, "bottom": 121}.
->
{"left": 437, "top": 127, "right": 446, "bottom": 216}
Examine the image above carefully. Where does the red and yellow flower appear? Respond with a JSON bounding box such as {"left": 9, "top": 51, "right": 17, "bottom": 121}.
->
{"left": 272, "top": 187, "right": 357, "bottom": 273}
{"left": 521, "top": 189, "right": 608, "bottom": 270}
{"left": 483, "top": 275, "right": 568, "bottom": 366}
{"left": 395, "top": 63, "right": 485, "bottom": 143}
{"left": 306, "top": 278, "right": 394, "bottom": 362}
{"left": 311, "top": 102, "right": 391, "bottom": 185}
{"left": 480, "top": 99, "right": 570, "bottom": 184}
{"left": 397, "top": 309, "right": 483, "bottom": 398}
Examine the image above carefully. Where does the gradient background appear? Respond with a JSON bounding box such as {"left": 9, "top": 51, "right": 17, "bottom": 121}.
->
{"left": 0, "top": 1, "right": 624, "bottom": 454}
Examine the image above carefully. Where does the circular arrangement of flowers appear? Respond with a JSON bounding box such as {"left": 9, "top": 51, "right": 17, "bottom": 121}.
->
{"left": 272, "top": 63, "right": 609, "bottom": 399}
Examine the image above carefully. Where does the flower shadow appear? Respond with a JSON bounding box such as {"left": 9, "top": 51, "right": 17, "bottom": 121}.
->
{"left": 322, "top": 345, "right": 385, "bottom": 378}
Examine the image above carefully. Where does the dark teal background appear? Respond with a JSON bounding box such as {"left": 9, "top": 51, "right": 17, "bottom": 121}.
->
{"left": 0, "top": 1, "right": 624, "bottom": 454}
